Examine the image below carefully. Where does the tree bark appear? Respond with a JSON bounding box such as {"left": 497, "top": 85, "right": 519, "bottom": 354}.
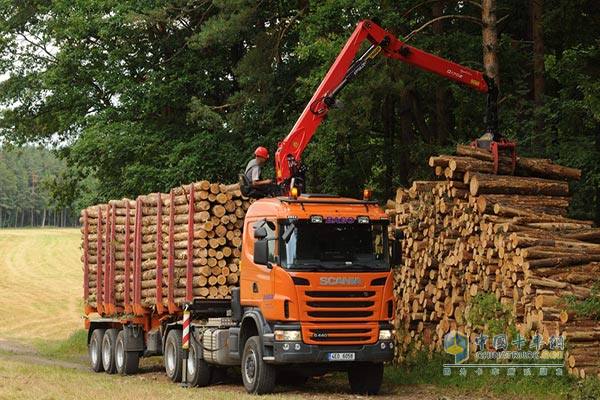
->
{"left": 382, "top": 93, "right": 395, "bottom": 199}
{"left": 432, "top": 0, "right": 452, "bottom": 144}
{"left": 398, "top": 89, "right": 415, "bottom": 186}
{"left": 456, "top": 144, "right": 581, "bottom": 180}
{"left": 481, "top": 0, "right": 499, "bottom": 84}
{"left": 596, "top": 124, "right": 600, "bottom": 225}
{"left": 469, "top": 173, "right": 569, "bottom": 196}
{"left": 531, "top": 0, "right": 545, "bottom": 149}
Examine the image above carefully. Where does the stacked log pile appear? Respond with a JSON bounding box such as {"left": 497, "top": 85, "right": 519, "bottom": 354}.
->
{"left": 390, "top": 144, "right": 600, "bottom": 378}
{"left": 81, "top": 181, "right": 250, "bottom": 312}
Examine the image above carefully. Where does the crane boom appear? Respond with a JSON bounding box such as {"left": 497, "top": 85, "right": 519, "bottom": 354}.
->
{"left": 275, "top": 19, "right": 498, "bottom": 189}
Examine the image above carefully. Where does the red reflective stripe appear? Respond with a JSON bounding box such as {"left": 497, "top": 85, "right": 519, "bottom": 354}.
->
{"left": 182, "top": 311, "right": 190, "bottom": 349}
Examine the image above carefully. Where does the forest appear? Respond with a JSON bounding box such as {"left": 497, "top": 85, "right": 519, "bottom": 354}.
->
{"left": 0, "top": 146, "right": 77, "bottom": 227}
{"left": 0, "top": 1, "right": 598, "bottom": 222}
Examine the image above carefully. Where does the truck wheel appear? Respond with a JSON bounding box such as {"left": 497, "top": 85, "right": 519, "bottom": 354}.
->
{"left": 348, "top": 362, "right": 384, "bottom": 395}
{"left": 102, "top": 328, "right": 119, "bottom": 374}
{"left": 115, "top": 330, "right": 140, "bottom": 375}
{"left": 241, "top": 336, "right": 276, "bottom": 394}
{"left": 164, "top": 330, "right": 183, "bottom": 382}
{"left": 89, "top": 329, "right": 106, "bottom": 372}
{"left": 188, "top": 339, "right": 212, "bottom": 387}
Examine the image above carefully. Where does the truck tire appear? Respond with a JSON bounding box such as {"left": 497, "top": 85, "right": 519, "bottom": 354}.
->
{"left": 89, "top": 329, "right": 106, "bottom": 372}
{"left": 241, "top": 336, "right": 276, "bottom": 394}
{"left": 115, "top": 330, "right": 140, "bottom": 375}
{"left": 187, "top": 339, "right": 212, "bottom": 387}
{"left": 102, "top": 328, "right": 119, "bottom": 374}
{"left": 348, "top": 362, "right": 384, "bottom": 395}
{"left": 164, "top": 330, "right": 183, "bottom": 382}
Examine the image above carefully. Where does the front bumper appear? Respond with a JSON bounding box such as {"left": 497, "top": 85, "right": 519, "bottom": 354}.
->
{"left": 269, "top": 339, "right": 394, "bottom": 364}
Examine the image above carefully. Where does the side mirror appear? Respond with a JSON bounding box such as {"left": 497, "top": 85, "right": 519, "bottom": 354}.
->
{"left": 254, "top": 226, "right": 267, "bottom": 240}
{"left": 391, "top": 239, "right": 402, "bottom": 267}
{"left": 254, "top": 239, "right": 270, "bottom": 267}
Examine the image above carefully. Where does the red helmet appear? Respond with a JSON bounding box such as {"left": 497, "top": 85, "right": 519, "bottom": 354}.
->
{"left": 254, "top": 146, "right": 269, "bottom": 159}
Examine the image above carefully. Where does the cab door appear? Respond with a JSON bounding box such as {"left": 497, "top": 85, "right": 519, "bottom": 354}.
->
{"left": 240, "top": 218, "right": 277, "bottom": 311}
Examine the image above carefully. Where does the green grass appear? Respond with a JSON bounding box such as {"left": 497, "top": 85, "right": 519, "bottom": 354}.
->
{"left": 385, "top": 351, "right": 600, "bottom": 400}
{"left": 21, "top": 329, "right": 600, "bottom": 400}
{"left": 0, "top": 357, "right": 310, "bottom": 400}
{"left": 34, "top": 329, "right": 88, "bottom": 363}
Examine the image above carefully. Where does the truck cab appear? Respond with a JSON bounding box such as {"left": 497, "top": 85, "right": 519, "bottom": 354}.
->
{"left": 233, "top": 193, "right": 396, "bottom": 393}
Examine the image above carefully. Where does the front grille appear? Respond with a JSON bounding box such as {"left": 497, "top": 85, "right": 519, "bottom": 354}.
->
{"left": 311, "top": 335, "right": 371, "bottom": 342}
{"left": 304, "top": 290, "right": 376, "bottom": 319}
{"left": 311, "top": 328, "right": 370, "bottom": 334}
{"left": 306, "top": 326, "right": 375, "bottom": 344}
{"left": 300, "top": 285, "right": 383, "bottom": 345}
{"left": 305, "top": 291, "right": 375, "bottom": 298}
{"left": 307, "top": 310, "right": 372, "bottom": 318}
{"left": 306, "top": 301, "right": 374, "bottom": 308}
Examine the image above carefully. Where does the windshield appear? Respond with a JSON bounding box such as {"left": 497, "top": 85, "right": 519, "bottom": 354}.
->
{"left": 279, "top": 219, "right": 389, "bottom": 271}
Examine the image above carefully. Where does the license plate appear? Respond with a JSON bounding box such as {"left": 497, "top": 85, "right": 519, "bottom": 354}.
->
{"left": 328, "top": 352, "right": 355, "bottom": 361}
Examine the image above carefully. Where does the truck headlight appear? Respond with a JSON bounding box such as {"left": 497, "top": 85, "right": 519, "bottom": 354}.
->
{"left": 379, "top": 329, "right": 394, "bottom": 341}
{"left": 274, "top": 330, "right": 302, "bottom": 341}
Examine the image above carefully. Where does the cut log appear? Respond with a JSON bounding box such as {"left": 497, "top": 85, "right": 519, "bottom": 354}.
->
{"left": 470, "top": 173, "right": 569, "bottom": 197}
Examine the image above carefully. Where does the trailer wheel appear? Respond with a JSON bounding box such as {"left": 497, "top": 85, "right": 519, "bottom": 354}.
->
{"left": 348, "top": 362, "right": 384, "bottom": 395}
{"left": 115, "top": 330, "right": 140, "bottom": 375}
{"left": 89, "top": 329, "right": 106, "bottom": 372}
{"left": 164, "top": 330, "right": 183, "bottom": 382}
{"left": 102, "top": 328, "right": 119, "bottom": 374}
{"left": 241, "top": 336, "right": 276, "bottom": 394}
{"left": 188, "top": 339, "right": 212, "bottom": 387}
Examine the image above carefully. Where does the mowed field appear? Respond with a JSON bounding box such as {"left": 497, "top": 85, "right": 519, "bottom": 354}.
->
{"left": 0, "top": 228, "right": 82, "bottom": 343}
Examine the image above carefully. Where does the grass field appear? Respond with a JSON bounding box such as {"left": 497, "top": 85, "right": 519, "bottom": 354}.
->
{"left": 0, "top": 228, "right": 82, "bottom": 343}
{"left": 0, "top": 228, "right": 598, "bottom": 399}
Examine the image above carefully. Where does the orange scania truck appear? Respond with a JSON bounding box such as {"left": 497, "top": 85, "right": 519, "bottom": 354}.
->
{"left": 84, "top": 20, "right": 501, "bottom": 395}
{"left": 85, "top": 192, "right": 398, "bottom": 395}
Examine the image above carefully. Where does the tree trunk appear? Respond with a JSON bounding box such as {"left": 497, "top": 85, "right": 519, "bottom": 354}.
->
{"left": 596, "top": 124, "right": 600, "bottom": 225}
{"left": 481, "top": 0, "right": 499, "bottom": 84}
{"left": 531, "top": 0, "right": 545, "bottom": 150}
{"left": 398, "top": 89, "right": 415, "bottom": 186}
{"left": 432, "top": 0, "right": 451, "bottom": 144}
{"left": 42, "top": 208, "right": 47, "bottom": 227}
{"left": 382, "top": 93, "right": 396, "bottom": 199}
{"left": 469, "top": 173, "right": 569, "bottom": 196}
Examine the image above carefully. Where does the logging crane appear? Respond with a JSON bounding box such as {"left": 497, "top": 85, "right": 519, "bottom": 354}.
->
{"left": 273, "top": 19, "right": 515, "bottom": 195}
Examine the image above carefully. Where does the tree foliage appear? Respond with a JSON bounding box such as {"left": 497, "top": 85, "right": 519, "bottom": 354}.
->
{"left": 0, "top": 0, "right": 598, "bottom": 220}
{"left": 0, "top": 146, "right": 76, "bottom": 227}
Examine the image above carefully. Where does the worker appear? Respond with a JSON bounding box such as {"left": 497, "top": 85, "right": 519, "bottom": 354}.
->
{"left": 242, "top": 146, "right": 278, "bottom": 198}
